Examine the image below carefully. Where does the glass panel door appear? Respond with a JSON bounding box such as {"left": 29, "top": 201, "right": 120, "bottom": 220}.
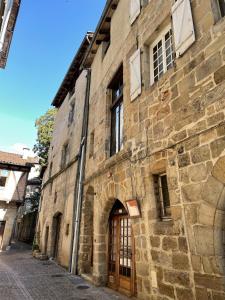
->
{"left": 119, "top": 218, "right": 132, "bottom": 278}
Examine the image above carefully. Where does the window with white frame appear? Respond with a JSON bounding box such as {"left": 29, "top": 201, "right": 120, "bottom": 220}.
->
{"left": 0, "top": 169, "right": 9, "bottom": 187}
{"left": 150, "top": 25, "right": 174, "bottom": 85}
{"left": 153, "top": 173, "right": 171, "bottom": 220}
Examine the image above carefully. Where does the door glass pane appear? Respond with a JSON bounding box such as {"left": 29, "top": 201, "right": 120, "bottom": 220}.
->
{"left": 119, "top": 217, "right": 131, "bottom": 278}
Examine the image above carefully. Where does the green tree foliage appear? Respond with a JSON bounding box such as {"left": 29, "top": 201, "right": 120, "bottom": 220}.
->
{"left": 33, "top": 108, "right": 57, "bottom": 166}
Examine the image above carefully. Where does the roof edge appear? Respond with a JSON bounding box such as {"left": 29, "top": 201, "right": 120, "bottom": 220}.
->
{"left": 51, "top": 32, "right": 94, "bottom": 108}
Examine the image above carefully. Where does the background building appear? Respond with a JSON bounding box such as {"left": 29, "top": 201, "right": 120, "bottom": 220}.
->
{"left": 37, "top": 33, "right": 93, "bottom": 269}
{"left": 16, "top": 163, "right": 41, "bottom": 244}
{"left": 0, "top": 150, "right": 35, "bottom": 250}
{"left": 0, "top": 0, "right": 21, "bottom": 68}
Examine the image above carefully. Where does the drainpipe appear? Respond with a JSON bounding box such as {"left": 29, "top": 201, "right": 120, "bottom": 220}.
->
{"left": 70, "top": 68, "right": 91, "bottom": 274}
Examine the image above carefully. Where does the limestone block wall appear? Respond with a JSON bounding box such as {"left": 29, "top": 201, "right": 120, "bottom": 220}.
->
{"left": 80, "top": 0, "right": 225, "bottom": 299}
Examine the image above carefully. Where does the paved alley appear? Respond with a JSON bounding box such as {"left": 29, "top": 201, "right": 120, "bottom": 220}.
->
{"left": 0, "top": 242, "right": 131, "bottom": 300}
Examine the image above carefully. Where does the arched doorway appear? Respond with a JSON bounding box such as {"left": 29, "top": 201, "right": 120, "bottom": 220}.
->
{"left": 44, "top": 226, "right": 49, "bottom": 255}
{"left": 52, "top": 213, "right": 62, "bottom": 260}
{"left": 108, "top": 200, "right": 136, "bottom": 296}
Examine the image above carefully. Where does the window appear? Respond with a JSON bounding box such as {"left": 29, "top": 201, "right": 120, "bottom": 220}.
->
{"left": 153, "top": 174, "right": 171, "bottom": 219}
{"left": 109, "top": 66, "right": 124, "bottom": 156}
{"left": 150, "top": 25, "right": 174, "bottom": 84}
{"left": 0, "top": 169, "right": 9, "bottom": 187}
{"left": 49, "top": 162, "right": 53, "bottom": 178}
{"left": 61, "top": 143, "right": 69, "bottom": 168}
{"left": 54, "top": 192, "right": 57, "bottom": 203}
{"left": 69, "top": 86, "right": 75, "bottom": 98}
{"left": 102, "top": 40, "right": 110, "bottom": 58}
{"left": 65, "top": 224, "right": 70, "bottom": 236}
{"left": 68, "top": 103, "right": 75, "bottom": 126}
{"left": 218, "top": 0, "right": 225, "bottom": 17}
{"left": 89, "top": 131, "right": 95, "bottom": 158}
{"left": 49, "top": 182, "right": 53, "bottom": 195}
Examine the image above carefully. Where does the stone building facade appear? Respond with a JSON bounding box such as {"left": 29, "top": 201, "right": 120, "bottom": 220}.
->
{"left": 0, "top": 0, "right": 21, "bottom": 68}
{"left": 37, "top": 34, "right": 93, "bottom": 269}
{"left": 77, "top": 0, "right": 225, "bottom": 299}
{"left": 37, "top": 0, "right": 225, "bottom": 299}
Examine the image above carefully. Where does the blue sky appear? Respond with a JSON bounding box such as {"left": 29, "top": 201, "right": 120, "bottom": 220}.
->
{"left": 0, "top": 0, "right": 105, "bottom": 154}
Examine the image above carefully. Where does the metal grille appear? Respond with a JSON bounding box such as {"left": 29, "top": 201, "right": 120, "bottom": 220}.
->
{"left": 153, "top": 29, "right": 174, "bottom": 83}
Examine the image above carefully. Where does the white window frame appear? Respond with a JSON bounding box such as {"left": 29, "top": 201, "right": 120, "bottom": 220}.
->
{"left": 149, "top": 24, "right": 174, "bottom": 85}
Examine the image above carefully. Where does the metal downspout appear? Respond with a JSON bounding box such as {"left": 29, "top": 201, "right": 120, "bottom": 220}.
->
{"left": 69, "top": 68, "right": 91, "bottom": 274}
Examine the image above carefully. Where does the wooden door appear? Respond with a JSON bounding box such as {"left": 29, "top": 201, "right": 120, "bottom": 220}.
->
{"left": 53, "top": 214, "right": 62, "bottom": 259}
{"left": 108, "top": 202, "right": 136, "bottom": 296}
{"left": 44, "top": 226, "right": 49, "bottom": 255}
{"left": 0, "top": 221, "right": 6, "bottom": 248}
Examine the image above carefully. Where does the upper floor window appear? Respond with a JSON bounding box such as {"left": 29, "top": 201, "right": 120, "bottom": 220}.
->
{"left": 49, "top": 162, "right": 53, "bottom": 178}
{"left": 150, "top": 25, "right": 174, "bottom": 85}
{"left": 0, "top": 169, "right": 9, "bottom": 187}
{"left": 218, "top": 0, "right": 225, "bottom": 17}
{"left": 109, "top": 66, "right": 124, "bottom": 156}
{"left": 153, "top": 173, "right": 171, "bottom": 220}
{"left": 61, "top": 143, "right": 69, "bottom": 169}
{"left": 68, "top": 103, "right": 75, "bottom": 126}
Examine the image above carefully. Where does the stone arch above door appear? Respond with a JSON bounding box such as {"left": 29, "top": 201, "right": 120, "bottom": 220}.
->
{"left": 193, "top": 155, "right": 225, "bottom": 276}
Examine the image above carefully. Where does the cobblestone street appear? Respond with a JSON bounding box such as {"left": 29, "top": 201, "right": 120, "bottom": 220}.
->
{"left": 0, "top": 242, "right": 131, "bottom": 300}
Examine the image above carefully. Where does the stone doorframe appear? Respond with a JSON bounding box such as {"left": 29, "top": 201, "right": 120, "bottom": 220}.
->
{"left": 93, "top": 195, "right": 131, "bottom": 286}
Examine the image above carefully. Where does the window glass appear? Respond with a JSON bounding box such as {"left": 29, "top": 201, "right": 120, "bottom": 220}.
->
{"left": 153, "top": 174, "right": 171, "bottom": 219}
{"left": 218, "top": 0, "right": 225, "bottom": 16}
{"left": 0, "top": 169, "right": 9, "bottom": 187}
{"left": 109, "top": 66, "right": 123, "bottom": 156}
{"left": 151, "top": 27, "right": 174, "bottom": 84}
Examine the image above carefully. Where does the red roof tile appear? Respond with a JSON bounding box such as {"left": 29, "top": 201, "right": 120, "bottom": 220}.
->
{"left": 0, "top": 151, "right": 38, "bottom": 167}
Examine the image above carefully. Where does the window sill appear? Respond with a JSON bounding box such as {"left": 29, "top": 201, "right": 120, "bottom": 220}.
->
{"left": 213, "top": 15, "right": 225, "bottom": 31}
{"left": 102, "top": 148, "right": 132, "bottom": 170}
{"left": 161, "top": 216, "right": 172, "bottom": 222}
{"left": 147, "top": 66, "right": 175, "bottom": 93}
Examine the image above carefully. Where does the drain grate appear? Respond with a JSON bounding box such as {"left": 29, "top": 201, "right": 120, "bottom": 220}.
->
{"left": 76, "top": 285, "right": 90, "bottom": 290}
{"left": 51, "top": 274, "right": 66, "bottom": 278}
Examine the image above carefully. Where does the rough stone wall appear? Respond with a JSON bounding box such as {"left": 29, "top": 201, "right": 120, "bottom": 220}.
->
{"left": 80, "top": 0, "right": 225, "bottom": 299}
{"left": 38, "top": 70, "right": 88, "bottom": 268}
{"left": 0, "top": 203, "right": 17, "bottom": 250}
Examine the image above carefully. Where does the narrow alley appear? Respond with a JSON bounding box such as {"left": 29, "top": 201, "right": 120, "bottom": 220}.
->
{"left": 0, "top": 242, "right": 131, "bottom": 300}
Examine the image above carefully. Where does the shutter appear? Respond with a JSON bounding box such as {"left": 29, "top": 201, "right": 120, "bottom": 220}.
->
{"left": 130, "top": 48, "right": 142, "bottom": 101}
{"left": 172, "top": 0, "right": 195, "bottom": 57}
{"left": 130, "top": 0, "right": 141, "bottom": 24}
